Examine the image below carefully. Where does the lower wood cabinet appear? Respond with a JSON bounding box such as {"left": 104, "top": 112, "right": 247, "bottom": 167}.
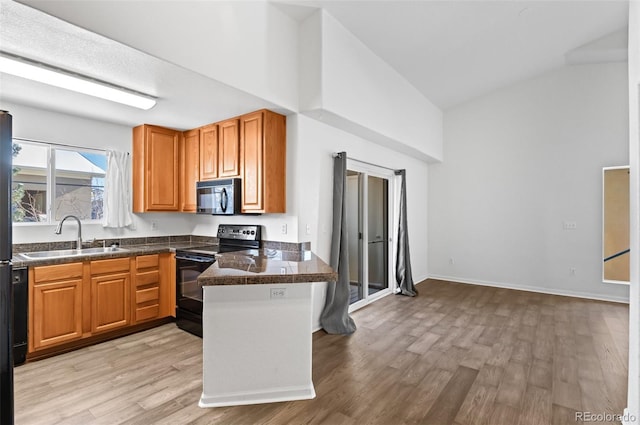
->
{"left": 91, "top": 257, "right": 130, "bottom": 334}
{"left": 133, "top": 254, "right": 161, "bottom": 323}
{"left": 91, "top": 272, "right": 130, "bottom": 333}
{"left": 29, "top": 253, "right": 172, "bottom": 356}
{"left": 31, "top": 264, "right": 84, "bottom": 350}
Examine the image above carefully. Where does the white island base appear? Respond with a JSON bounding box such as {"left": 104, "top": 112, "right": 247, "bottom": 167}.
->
{"left": 199, "top": 282, "right": 315, "bottom": 408}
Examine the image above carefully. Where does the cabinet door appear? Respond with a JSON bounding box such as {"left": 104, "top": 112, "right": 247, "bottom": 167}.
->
{"left": 33, "top": 279, "right": 83, "bottom": 350}
{"left": 181, "top": 129, "right": 200, "bottom": 212}
{"left": 240, "top": 111, "right": 263, "bottom": 212}
{"left": 91, "top": 272, "right": 130, "bottom": 333}
{"left": 146, "top": 126, "right": 181, "bottom": 211}
{"left": 218, "top": 119, "right": 240, "bottom": 177}
{"left": 200, "top": 124, "right": 218, "bottom": 180}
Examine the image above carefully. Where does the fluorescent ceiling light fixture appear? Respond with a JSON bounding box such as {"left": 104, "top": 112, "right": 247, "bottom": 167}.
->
{"left": 0, "top": 52, "right": 156, "bottom": 110}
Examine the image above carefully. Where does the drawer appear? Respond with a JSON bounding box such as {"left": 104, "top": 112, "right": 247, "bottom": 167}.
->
{"left": 136, "top": 254, "right": 159, "bottom": 270}
{"left": 90, "top": 257, "right": 130, "bottom": 275}
{"left": 136, "top": 270, "right": 159, "bottom": 287}
{"left": 34, "top": 263, "right": 83, "bottom": 284}
{"left": 136, "top": 286, "right": 159, "bottom": 304}
{"left": 136, "top": 304, "right": 160, "bottom": 322}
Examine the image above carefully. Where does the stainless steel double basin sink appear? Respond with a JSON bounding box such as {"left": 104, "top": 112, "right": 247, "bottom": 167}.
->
{"left": 18, "top": 246, "right": 129, "bottom": 260}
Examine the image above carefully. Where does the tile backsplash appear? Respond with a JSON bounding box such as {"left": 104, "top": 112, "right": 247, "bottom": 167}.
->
{"left": 13, "top": 235, "right": 311, "bottom": 254}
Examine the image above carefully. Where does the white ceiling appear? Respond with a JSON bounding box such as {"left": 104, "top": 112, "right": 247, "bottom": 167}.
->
{"left": 0, "top": 0, "right": 630, "bottom": 129}
{"left": 0, "top": 1, "right": 277, "bottom": 129}
{"left": 280, "top": 0, "right": 629, "bottom": 109}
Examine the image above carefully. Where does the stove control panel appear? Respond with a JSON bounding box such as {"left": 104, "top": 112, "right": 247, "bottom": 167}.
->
{"left": 217, "top": 224, "right": 261, "bottom": 241}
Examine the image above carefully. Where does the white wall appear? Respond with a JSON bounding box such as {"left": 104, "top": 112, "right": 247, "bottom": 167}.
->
{"left": 21, "top": 0, "right": 300, "bottom": 112}
{"left": 291, "top": 114, "right": 428, "bottom": 277}
{"left": 190, "top": 214, "right": 299, "bottom": 244}
{"left": 3, "top": 101, "right": 196, "bottom": 243}
{"left": 626, "top": 1, "right": 640, "bottom": 421}
{"left": 290, "top": 114, "right": 430, "bottom": 330}
{"left": 429, "top": 62, "right": 630, "bottom": 303}
{"left": 299, "top": 10, "right": 443, "bottom": 163}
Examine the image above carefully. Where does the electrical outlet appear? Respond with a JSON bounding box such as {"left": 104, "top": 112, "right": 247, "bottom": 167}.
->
{"left": 449, "top": 257, "right": 455, "bottom": 265}
{"left": 270, "top": 288, "right": 286, "bottom": 299}
{"left": 281, "top": 224, "right": 287, "bottom": 234}
{"left": 306, "top": 224, "right": 311, "bottom": 235}
{"left": 569, "top": 267, "right": 576, "bottom": 276}
{"left": 151, "top": 221, "right": 158, "bottom": 231}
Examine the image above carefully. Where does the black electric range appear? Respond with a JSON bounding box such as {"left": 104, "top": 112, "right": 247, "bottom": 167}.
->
{"left": 175, "top": 224, "right": 261, "bottom": 337}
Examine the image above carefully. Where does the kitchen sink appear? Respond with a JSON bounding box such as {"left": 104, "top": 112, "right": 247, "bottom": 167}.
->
{"left": 18, "top": 246, "right": 129, "bottom": 260}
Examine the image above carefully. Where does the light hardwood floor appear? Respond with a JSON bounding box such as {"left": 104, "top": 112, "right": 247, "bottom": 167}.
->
{"left": 14, "top": 279, "right": 629, "bottom": 425}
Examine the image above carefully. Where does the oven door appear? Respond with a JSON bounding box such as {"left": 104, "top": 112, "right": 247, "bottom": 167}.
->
{"left": 175, "top": 255, "right": 214, "bottom": 314}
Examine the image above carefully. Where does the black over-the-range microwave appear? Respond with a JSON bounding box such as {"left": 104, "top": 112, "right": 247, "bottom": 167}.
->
{"left": 196, "top": 178, "right": 241, "bottom": 215}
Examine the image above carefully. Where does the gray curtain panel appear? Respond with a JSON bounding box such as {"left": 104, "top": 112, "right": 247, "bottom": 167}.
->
{"left": 320, "top": 152, "right": 357, "bottom": 335}
{"left": 395, "top": 169, "right": 418, "bottom": 296}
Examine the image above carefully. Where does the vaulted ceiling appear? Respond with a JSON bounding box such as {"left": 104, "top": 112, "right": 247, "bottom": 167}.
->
{"left": 0, "top": 0, "right": 630, "bottom": 128}
{"left": 279, "top": 0, "right": 629, "bottom": 109}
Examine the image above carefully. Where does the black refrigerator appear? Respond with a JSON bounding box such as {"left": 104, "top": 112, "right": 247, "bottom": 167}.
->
{"left": 0, "top": 110, "right": 14, "bottom": 425}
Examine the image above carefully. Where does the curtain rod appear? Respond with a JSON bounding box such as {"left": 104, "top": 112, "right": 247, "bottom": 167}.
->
{"left": 332, "top": 152, "right": 403, "bottom": 174}
{"left": 13, "top": 137, "right": 129, "bottom": 155}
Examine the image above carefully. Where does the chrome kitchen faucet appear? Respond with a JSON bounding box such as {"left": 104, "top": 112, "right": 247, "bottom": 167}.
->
{"left": 54, "top": 215, "right": 83, "bottom": 250}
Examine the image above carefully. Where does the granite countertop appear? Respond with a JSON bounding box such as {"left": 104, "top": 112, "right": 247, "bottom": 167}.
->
{"left": 11, "top": 242, "right": 207, "bottom": 268}
{"left": 198, "top": 249, "right": 337, "bottom": 285}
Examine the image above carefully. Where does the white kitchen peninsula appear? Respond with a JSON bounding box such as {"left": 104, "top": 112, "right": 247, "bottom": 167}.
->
{"left": 197, "top": 249, "right": 336, "bottom": 408}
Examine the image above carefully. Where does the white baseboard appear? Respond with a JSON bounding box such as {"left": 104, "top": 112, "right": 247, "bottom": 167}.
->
{"left": 415, "top": 274, "right": 429, "bottom": 285}
{"left": 427, "top": 274, "right": 630, "bottom": 304}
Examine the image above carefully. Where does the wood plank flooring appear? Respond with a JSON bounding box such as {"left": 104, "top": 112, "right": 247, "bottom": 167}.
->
{"left": 14, "top": 279, "right": 629, "bottom": 425}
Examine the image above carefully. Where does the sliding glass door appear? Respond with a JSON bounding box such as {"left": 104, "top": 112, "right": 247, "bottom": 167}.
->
{"left": 367, "top": 176, "right": 389, "bottom": 294}
{"left": 346, "top": 161, "right": 394, "bottom": 310}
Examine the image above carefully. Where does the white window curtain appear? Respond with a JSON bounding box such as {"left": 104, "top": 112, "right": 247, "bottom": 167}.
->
{"left": 103, "top": 150, "right": 133, "bottom": 228}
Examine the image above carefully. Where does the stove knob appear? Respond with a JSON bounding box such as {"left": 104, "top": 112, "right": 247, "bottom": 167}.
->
{"left": 251, "top": 230, "right": 255, "bottom": 235}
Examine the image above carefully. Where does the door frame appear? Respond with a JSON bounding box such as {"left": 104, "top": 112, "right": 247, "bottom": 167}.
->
{"left": 346, "top": 159, "right": 397, "bottom": 312}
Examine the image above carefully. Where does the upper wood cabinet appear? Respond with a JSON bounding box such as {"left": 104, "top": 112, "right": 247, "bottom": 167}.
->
{"left": 133, "top": 124, "right": 181, "bottom": 212}
{"left": 199, "top": 119, "right": 241, "bottom": 181}
{"left": 240, "top": 110, "right": 286, "bottom": 213}
{"left": 181, "top": 129, "right": 200, "bottom": 212}
{"left": 218, "top": 118, "right": 240, "bottom": 178}
{"left": 132, "top": 109, "right": 285, "bottom": 214}
{"left": 200, "top": 124, "right": 218, "bottom": 180}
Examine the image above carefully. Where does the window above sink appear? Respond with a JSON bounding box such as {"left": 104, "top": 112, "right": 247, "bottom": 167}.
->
{"left": 12, "top": 138, "right": 107, "bottom": 225}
